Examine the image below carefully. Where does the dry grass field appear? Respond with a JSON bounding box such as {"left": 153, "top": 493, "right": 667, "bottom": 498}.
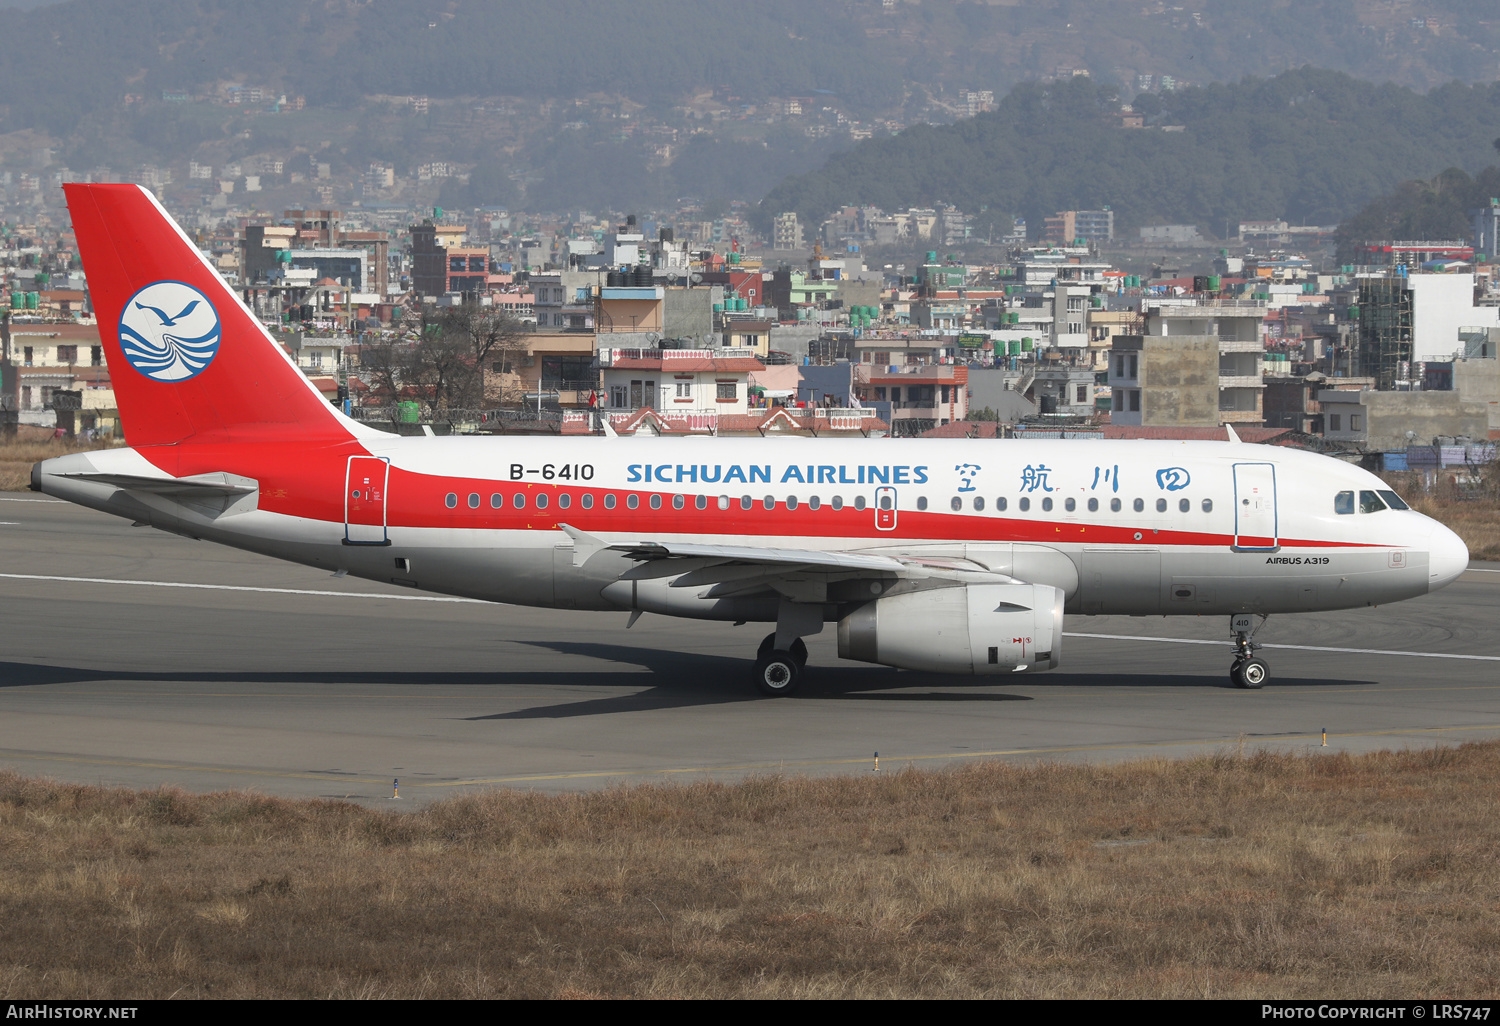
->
{"left": 1380, "top": 469, "right": 1500, "bottom": 561}
{"left": 0, "top": 431, "right": 117, "bottom": 492}
{"left": 2, "top": 744, "right": 1500, "bottom": 999}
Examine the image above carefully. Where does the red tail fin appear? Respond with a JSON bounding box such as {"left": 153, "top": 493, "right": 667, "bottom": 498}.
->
{"left": 66, "top": 184, "right": 363, "bottom": 446}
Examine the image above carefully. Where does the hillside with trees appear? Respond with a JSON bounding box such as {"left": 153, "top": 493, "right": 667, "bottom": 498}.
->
{"left": 758, "top": 70, "right": 1500, "bottom": 239}
{"left": 1334, "top": 146, "right": 1500, "bottom": 263}
{"left": 4, "top": 1, "right": 1500, "bottom": 217}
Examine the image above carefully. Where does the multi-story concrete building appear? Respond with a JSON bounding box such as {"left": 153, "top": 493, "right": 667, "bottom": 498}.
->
{"left": 482, "top": 332, "right": 599, "bottom": 409}
{"left": 1043, "top": 209, "right": 1113, "bottom": 245}
{"left": 529, "top": 270, "right": 601, "bottom": 332}
{"left": 853, "top": 362, "right": 968, "bottom": 436}
{"left": 597, "top": 347, "right": 762, "bottom": 416}
{"left": 411, "top": 221, "right": 493, "bottom": 297}
{"left": 1320, "top": 388, "right": 1489, "bottom": 449}
{"left": 241, "top": 210, "right": 389, "bottom": 294}
{"left": 1108, "top": 298, "right": 1268, "bottom": 426}
{"left": 772, "top": 212, "right": 804, "bottom": 251}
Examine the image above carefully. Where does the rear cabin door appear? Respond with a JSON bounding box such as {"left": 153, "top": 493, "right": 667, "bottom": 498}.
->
{"left": 1232, "top": 462, "right": 1278, "bottom": 551}
{"left": 345, "top": 456, "right": 390, "bottom": 546}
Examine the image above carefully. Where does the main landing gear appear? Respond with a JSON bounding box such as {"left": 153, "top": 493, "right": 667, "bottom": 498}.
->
{"left": 1229, "top": 613, "right": 1270, "bottom": 689}
{"left": 750, "top": 600, "right": 821, "bottom": 697}
{"left": 754, "top": 633, "right": 808, "bottom": 696}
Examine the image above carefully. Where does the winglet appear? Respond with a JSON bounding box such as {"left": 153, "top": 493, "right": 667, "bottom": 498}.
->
{"left": 600, "top": 413, "right": 618, "bottom": 438}
{"left": 1224, "top": 423, "right": 1241, "bottom": 443}
{"left": 557, "top": 523, "right": 608, "bottom": 567}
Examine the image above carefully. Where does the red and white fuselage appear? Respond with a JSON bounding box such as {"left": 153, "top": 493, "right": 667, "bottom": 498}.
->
{"left": 35, "top": 185, "right": 1469, "bottom": 692}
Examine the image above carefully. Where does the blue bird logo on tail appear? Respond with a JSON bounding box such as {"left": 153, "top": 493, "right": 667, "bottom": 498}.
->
{"left": 118, "top": 282, "right": 221, "bottom": 382}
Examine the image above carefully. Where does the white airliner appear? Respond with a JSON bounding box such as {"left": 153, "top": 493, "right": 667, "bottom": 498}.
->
{"left": 33, "top": 185, "right": 1469, "bottom": 695}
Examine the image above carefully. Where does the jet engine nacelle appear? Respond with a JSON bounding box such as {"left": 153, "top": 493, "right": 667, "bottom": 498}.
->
{"left": 837, "top": 583, "right": 1064, "bottom": 674}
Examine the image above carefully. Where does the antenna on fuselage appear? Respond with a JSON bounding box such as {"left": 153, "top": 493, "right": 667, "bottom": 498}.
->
{"left": 1224, "top": 423, "right": 1241, "bottom": 444}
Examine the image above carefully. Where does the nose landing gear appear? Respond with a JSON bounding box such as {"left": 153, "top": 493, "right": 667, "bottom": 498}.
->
{"left": 1229, "top": 613, "right": 1270, "bottom": 689}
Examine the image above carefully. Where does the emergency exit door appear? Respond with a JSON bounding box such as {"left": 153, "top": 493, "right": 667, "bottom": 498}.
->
{"left": 875, "top": 486, "right": 897, "bottom": 531}
{"left": 345, "top": 455, "right": 390, "bottom": 545}
{"left": 1232, "top": 462, "right": 1278, "bottom": 551}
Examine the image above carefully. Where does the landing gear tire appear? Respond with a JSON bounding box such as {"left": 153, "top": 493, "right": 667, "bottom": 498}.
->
{"left": 758, "top": 633, "right": 808, "bottom": 667}
{"left": 753, "top": 651, "right": 801, "bottom": 697}
{"left": 1231, "top": 657, "right": 1269, "bottom": 690}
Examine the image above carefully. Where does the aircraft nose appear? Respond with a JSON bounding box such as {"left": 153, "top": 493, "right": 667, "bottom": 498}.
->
{"left": 1427, "top": 521, "right": 1469, "bottom": 592}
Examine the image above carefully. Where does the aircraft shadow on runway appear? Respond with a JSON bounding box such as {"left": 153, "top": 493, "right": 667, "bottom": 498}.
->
{"left": 0, "top": 648, "right": 1372, "bottom": 723}
{"left": 455, "top": 641, "right": 1373, "bottom": 720}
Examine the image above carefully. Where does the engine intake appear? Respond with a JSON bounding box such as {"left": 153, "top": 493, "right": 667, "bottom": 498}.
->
{"left": 837, "top": 583, "right": 1064, "bottom": 674}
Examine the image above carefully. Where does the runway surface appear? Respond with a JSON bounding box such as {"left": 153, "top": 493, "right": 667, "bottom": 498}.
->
{"left": 1, "top": 492, "right": 1497, "bottom": 807}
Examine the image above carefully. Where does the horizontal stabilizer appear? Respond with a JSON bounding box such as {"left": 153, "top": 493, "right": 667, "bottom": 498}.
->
{"left": 53, "top": 470, "right": 258, "bottom": 497}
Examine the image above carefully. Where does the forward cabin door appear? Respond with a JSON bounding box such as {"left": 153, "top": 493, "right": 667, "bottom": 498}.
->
{"left": 345, "top": 456, "right": 390, "bottom": 546}
{"left": 1232, "top": 462, "right": 1278, "bottom": 551}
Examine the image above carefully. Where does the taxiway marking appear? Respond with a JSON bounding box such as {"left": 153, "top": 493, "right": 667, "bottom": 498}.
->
{"left": 1064, "top": 632, "right": 1500, "bottom": 661}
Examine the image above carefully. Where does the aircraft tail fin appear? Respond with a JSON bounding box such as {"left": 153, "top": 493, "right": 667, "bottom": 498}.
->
{"left": 64, "top": 184, "right": 374, "bottom": 447}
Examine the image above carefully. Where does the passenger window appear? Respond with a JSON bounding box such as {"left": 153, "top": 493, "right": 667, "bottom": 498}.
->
{"left": 445, "top": 493, "right": 457, "bottom": 509}
{"left": 582, "top": 494, "right": 594, "bottom": 510}
{"left": 879, "top": 495, "right": 891, "bottom": 511}
{"left": 718, "top": 495, "right": 730, "bottom": 511}
{"left": 535, "top": 493, "right": 548, "bottom": 510}
{"left": 1133, "top": 498, "right": 1144, "bottom": 512}
{"left": 973, "top": 496, "right": 985, "bottom": 511}
{"left": 787, "top": 495, "right": 799, "bottom": 510}
{"left": 513, "top": 493, "right": 526, "bottom": 509}
{"left": 854, "top": 496, "right": 867, "bottom": 511}
{"left": 696, "top": 495, "right": 708, "bottom": 510}
{"left": 1041, "top": 497, "right": 1053, "bottom": 512}
{"left": 672, "top": 494, "right": 684, "bottom": 510}
{"left": 1019, "top": 497, "right": 1030, "bottom": 512}
{"left": 741, "top": 496, "right": 753, "bottom": 510}
{"left": 1064, "top": 497, "right": 1075, "bottom": 512}
{"left": 1110, "top": 498, "right": 1121, "bottom": 512}
{"left": 1202, "top": 498, "right": 1213, "bottom": 513}
{"left": 557, "top": 494, "right": 570, "bottom": 510}
{"left": 490, "top": 493, "right": 503, "bottom": 509}
{"left": 1155, "top": 498, "right": 1167, "bottom": 513}
{"left": 950, "top": 496, "right": 962, "bottom": 511}
{"left": 1178, "top": 498, "right": 1189, "bottom": 513}
{"left": 916, "top": 496, "right": 928, "bottom": 511}
{"left": 603, "top": 494, "right": 615, "bottom": 510}
{"left": 626, "top": 495, "right": 638, "bottom": 509}
{"left": 468, "top": 493, "right": 480, "bottom": 509}
{"left": 764, "top": 496, "right": 775, "bottom": 510}
{"left": 1359, "top": 490, "right": 1387, "bottom": 514}
{"left": 1087, "top": 497, "right": 1098, "bottom": 512}
{"left": 650, "top": 494, "right": 662, "bottom": 510}
{"left": 1334, "top": 491, "right": 1355, "bottom": 515}
{"left": 831, "top": 496, "right": 844, "bottom": 510}
{"left": 809, "top": 496, "right": 821, "bottom": 510}
{"left": 996, "top": 497, "right": 1007, "bottom": 511}
{"left": 1377, "top": 489, "right": 1410, "bottom": 511}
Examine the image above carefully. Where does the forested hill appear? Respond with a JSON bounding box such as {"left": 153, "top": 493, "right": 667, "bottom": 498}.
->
{"left": 757, "top": 70, "right": 1500, "bottom": 238}
{"left": 5, "top": 0, "right": 1500, "bottom": 141}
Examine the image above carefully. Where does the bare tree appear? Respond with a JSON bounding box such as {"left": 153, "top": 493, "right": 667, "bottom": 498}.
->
{"left": 414, "top": 304, "right": 528, "bottom": 411}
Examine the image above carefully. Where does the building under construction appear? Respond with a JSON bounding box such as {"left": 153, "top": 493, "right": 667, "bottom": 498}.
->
{"left": 1355, "top": 275, "right": 1412, "bottom": 390}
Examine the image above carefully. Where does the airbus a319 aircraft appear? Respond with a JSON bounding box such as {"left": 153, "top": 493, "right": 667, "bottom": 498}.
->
{"left": 33, "top": 185, "right": 1470, "bottom": 695}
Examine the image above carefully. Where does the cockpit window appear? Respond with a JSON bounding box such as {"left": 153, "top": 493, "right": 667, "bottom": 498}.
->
{"left": 1359, "top": 490, "right": 1387, "bottom": 514}
{"left": 1377, "top": 489, "right": 1411, "bottom": 511}
{"left": 1334, "top": 491, "right": 1355, "bottom": 515}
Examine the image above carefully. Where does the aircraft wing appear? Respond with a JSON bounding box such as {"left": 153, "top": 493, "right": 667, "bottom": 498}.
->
{"left": 558, "top": 524, "right": 1005, "bottom": 587}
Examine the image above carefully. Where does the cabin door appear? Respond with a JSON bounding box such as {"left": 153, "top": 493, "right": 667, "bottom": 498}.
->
{"left": 345, "top": 456, "right": 390, "bottom": 546}
{"left": 1232, "top": 462, "right": 1278, "bottom": 552}
{"left": 874, "top": 486, "right": 897, "bottom": 531}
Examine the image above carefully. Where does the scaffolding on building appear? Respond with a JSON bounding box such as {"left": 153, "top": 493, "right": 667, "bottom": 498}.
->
{"left": 1356, "top": 276, "right": 1412, "bottom": 390}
